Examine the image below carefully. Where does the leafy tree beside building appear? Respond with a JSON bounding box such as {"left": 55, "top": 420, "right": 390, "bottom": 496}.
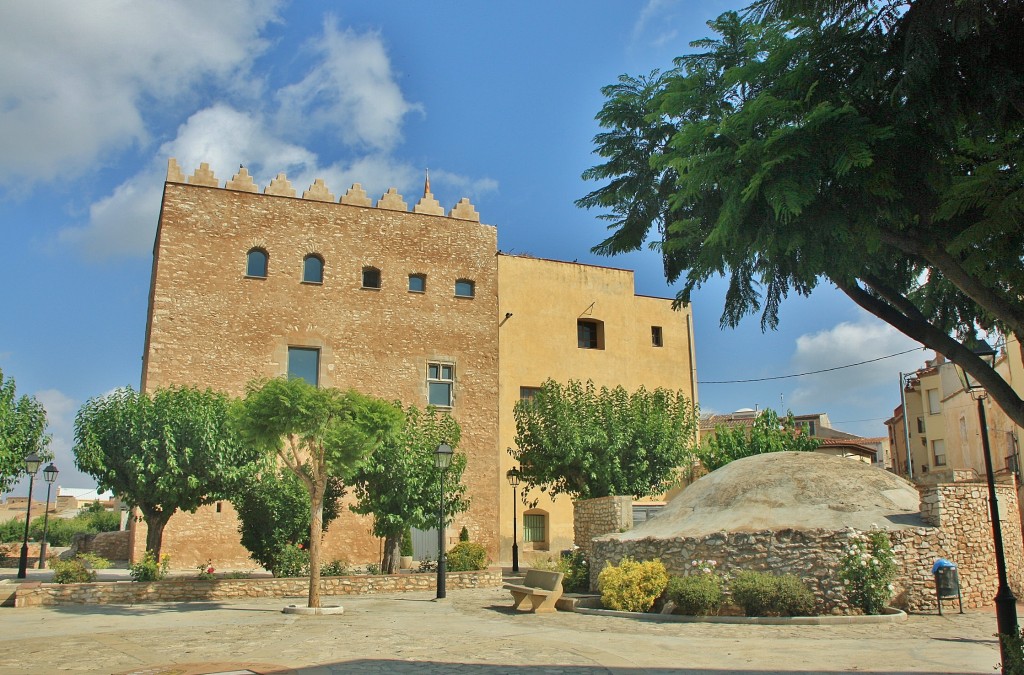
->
{"left": 233, "top": 378, "right": 402, "bottom": 608}
{"left": 73, "top": 386, "right": 257, "bottom": 560}
{"left": 698, "top": 409, "right": 820, "bottom": 472}
{"left": 578, "top": 2, "right": 1024, "bottom": 428}
{"left": 349, "top": 405, "right": 468, "bottom": 574}
{"left": 0, "top": 368, "right": 51, "bottom": 494}
{"left": 511, "top": 380, "right": 699, "bottom": 500}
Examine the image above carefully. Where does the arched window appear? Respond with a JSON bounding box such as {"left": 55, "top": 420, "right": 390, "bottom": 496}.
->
{"left": 362, "top": 267, "right": 381, "bottom": 289}
{"left": 303, "top": 254, "right": 323, "bottom": 284}
{"left": 454, "top": 279, "right": 475, "bottom": 298}
{"left": 246, "top": 248, "right": 268, "bottom": 278}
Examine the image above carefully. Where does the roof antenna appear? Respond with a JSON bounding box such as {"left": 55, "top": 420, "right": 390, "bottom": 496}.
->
{"left": 423, "top": 168, "right": 431, "bottom": 197}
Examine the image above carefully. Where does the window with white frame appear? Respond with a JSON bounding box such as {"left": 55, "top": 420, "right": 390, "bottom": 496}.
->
{"left": 427, "top": 362, "right": 454, "bottom": 407}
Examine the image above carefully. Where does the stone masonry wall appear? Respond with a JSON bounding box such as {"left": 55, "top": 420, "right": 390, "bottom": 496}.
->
{"left": 573, "top": 496, "right": 632, "bottom": 560}
{"left": 70, "top": 530, "right": 129, "bottom": 562}
{"left": 13, "top": 568, "right": 502, "bottom": 608}
{"left": 588, "top": 482, "right": 1024, "bottom": 613}
{"left": 138, "top": 162, "right": 500, "bottom": 568}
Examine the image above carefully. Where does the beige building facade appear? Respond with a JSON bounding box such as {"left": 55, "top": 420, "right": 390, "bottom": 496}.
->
{"left": 137, "top": 160, "right": 698, "bottom": 569}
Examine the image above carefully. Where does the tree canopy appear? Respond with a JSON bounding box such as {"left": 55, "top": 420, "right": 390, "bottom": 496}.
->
{"left": 511, "top": 380, "right": 699, "bottom": 500}
{"left": 73, "top": 386, "right": 256, "bottom": 559}
{"left": 349, "top": 405, "right": 468, "bottom": 573}
{"left": 698, "top": 409, "right": 821, "bottom": 472}
{"left": 233, "top": 377, "right": 402, "bottom": 607}
{"left": 0, "top": 368, "right": 51, "bottom": 494}
{"left": 578, "top": 2, "right": 1024, "bottom": 428}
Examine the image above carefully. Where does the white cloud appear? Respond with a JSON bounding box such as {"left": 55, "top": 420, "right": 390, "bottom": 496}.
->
{"left": 788, "top": 315, "right": 926, "bottom": 412}
{"left": 33, "top": 389, "right": 82, "bottom": 486}
{"left": 0, "top": 0, "right": 281, "bottom": 186}
{"left": 274, "top": 16, "right": 422, "bottom": 151}
{"left": 429, "top": 169, "right": 499, "bottom": 201}
{"left": 631, "top": 0, "right": 684, "bottom": 49}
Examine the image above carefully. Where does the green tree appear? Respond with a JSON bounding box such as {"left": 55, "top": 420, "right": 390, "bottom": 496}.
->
{"left": 233, "top": 377, "right": 402, "bottom": 608}
{"left": 349, "top": 405, "right": 468, "bottom": 574}
{"left": 697, "top": 409, "right": 820, "bottom": 472}
{"left": 73, "top": 386, "right": 256, "bottom": 560}
{"left": 0, "top": 368, "right": 51, "bottom": 493}
{"left": 511, "top": 380, "right": 699, "bottom": 500}
{"left": 578, "top": 5, "right": 1024, "bottom": 428}
{"left": 231, "top": 468, "right": 345, "bottom": 575}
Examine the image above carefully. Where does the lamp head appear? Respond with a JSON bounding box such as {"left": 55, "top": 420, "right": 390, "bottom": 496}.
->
{"left": 43, "top": 463, "right": 59, "bottom": 484}
{"left": 23, "top": 453, "right": 41, "bottom": 476}
{"left": 435, "top": 443, "right": 453, "bottom": 470}
{"left": 956, "top": 339, "right": 998, "bottom": 393}
{"left": 506, "top": 467, "right": 521, "bottom": 487}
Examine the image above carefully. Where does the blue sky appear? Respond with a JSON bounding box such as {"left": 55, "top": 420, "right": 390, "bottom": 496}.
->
{"left": 0, "top": 0, "right": 928, "bottom": 492}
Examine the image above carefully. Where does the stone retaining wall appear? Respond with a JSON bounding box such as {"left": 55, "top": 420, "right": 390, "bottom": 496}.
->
{"left": 573, "top": 496, "right": 631, "bottom": 559}
{"left": 588, "top": 481, "right": 1024, "bottom": 613}
{"left": 69, "top": 530, "right": 130, "bottom": 562}
{"left": 13, "top": 568, "right": 502, "bottom": 608}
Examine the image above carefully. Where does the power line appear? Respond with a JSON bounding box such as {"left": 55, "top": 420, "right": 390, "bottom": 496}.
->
{"left": 698, "top": 347, "right": 923, "bottom": 385}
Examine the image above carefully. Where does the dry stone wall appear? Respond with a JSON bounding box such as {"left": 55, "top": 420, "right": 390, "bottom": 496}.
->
{"left": 588, "top": 481, "right": 1024, "bottom": 613}
{"left": 573, "top": 496, "right": 632, "bottom": 559}
{"left": 14, "top": 569, "right": 501, "bottom": 608}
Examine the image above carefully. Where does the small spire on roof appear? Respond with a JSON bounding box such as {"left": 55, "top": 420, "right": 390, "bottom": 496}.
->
{"left": 423, "top": 168, "right": 431, "bottom": 196}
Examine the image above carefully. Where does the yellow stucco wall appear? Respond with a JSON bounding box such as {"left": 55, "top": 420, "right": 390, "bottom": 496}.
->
{"left": 496, "top": 254, "right": 697, "bottom": 562}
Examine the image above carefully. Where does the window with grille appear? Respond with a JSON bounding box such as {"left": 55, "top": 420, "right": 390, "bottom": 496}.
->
{"left": 523, "top": 513, "right": 546, "bottom": 543}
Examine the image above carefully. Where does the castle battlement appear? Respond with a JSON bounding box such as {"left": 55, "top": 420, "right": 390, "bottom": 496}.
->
{"left": 166, "top": 158, "right": 481, "bottom": 222}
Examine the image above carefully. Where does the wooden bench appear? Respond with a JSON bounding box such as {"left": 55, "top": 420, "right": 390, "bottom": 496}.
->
{"left": 503, "top": 569, "right": 564, "bottom": 614}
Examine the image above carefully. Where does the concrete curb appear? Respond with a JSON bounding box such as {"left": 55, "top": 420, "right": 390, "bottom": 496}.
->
{"left": 573, "top": 605, "right": 908, "bottom": 625}
{"left": 282, "top": 604, "right": 344, "bottom": 615}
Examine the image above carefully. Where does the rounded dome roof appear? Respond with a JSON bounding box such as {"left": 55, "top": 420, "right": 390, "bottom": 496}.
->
{"left": 619, "top": 452, "right": 923, "bottom": 541}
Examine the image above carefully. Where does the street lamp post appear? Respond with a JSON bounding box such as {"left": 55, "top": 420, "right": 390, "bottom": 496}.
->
{"left": 17, "top": 453, "right": 42, "bottom": 579}
{"left": 955, "top": 340, "right": 1018, "bottom": 668}
{"left": 435, "top": 443, "right": 453, "bottom": 600}
{"left": 38, "top": 463, "right": 59, "bottom": 569}
{"left": 506, "top": 466, "right": 521, "bottom": 573}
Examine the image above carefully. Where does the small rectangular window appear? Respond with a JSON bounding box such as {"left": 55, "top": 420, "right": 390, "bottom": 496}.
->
{"left": 520, "top": 386, "right": 541, "bottom": 401}
{"left": 288, "top": 347, "right": 320, "bottom": 387}
{"left": 577, "top": 319, "right": 604, "bottom": 350}
{"left": 409, "top": 274, "right": 426, "bottom": 293}
{"left": 455, "top": 279, "right": 475, "bottom": 298}
{"left": 917, "top": 416, "right": 926, "bottom": 434}
{"left": 927, "top": 388, "right": 940, "bottom": 414}
{"left": 362, "top": 268, "right": 381, "bottom": 289}
{"left": 651, "top": 326, "right": 663, "bottom": 347}
{"left": 932, "top": 439, "right": 946, "bottom": 466}
{"left": 523, "top": 514, "right": 546, "bottom": 543}
{"left": 427, "top": 362, "right": 454, "bottom": 407}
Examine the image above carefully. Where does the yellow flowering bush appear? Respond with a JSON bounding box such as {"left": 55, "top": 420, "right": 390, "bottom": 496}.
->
{"left": 598, "top": 557, "right": 669, "bottom": 612}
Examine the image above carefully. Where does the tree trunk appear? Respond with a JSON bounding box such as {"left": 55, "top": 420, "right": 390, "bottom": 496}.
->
{"left": 382, "top": 531, "right": 402, "bottom": 574}
{"left": 308, "top": 481, "right": 325, "bottom": 608}
{"left": 143, "top": 509, "right": 170, "bottom": 562}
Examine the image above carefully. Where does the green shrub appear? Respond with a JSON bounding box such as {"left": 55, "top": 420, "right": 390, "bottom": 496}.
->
{"left": 446, "top": 541, "right": 488, "bottom": 571}
{"left": 666, "top": 574, "right": 724, "bottom": 615}
{"left": 1001, "top": 628, "right": 1024, "bottom": 675}
{"left": 272, "top": 544, "right": 309, "bottom": 578}
{"left": 730, "top": 571, "right": 816, "bottom": 616}
{"left": 558, "top": 549, "right": 590, "bottom": 593}
{"left": 459, "top": 526, "right": 470, "bottom": 542}
{"left": 839, "top": 528, "right": 897, "bottom": 614}
{"left": 598, "top": 557, "right": 668, "bottom": 612}
{"left": 400, "top": 527, "right": 414, "bottom": 557}
{"left": 196, "top": 559, "right": 216, "bottom": 580}
{"left": 321, "top": 559, "right": 350, "bottom": 576}
{"left": 365, "top": 562, "right": 382, "bottom": 575}
{"left": 52, "top": 558, "right": 95, "bottom": 583}
{"left": 51, "top": 553, "right": 111, "bottom": 584}
{"left": 129, "top": 551, "right": 169, "bottom": 582}
{"left": 22, "top": 508, "right": 122, "bottom": 546}
{"left": 0, "top": 519, "right": 24, "bottom": 543}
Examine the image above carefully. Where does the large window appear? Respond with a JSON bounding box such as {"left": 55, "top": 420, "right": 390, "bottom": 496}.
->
{"left": 428, "top": 362, "right": 454, "bottom": 407}
{"left": 577, "top": 319, "right": 604, "bottom": 350}
{"left": 246, "top": 248, "right": 268, "bottom": 278}
{"left": 454, "top": 279, "right": 475, "bottom": 298}
{"left": 303, "top": 255, "right": 323, "bottom": 284}
{"left": 288, "top": 347, "right": 320, "bottom": 386}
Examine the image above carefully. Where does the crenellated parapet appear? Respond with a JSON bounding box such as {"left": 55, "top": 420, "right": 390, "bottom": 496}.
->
{"left": 166, "top": 158, "right": 481, "bottom": 222}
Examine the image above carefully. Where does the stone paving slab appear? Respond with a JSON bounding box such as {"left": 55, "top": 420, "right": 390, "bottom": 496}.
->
{"left": 0, "top": 585, "right": 1006, "bottom": 674}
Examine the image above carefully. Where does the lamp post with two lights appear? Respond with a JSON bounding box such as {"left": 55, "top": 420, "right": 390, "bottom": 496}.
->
{"left": 38, "top": 463, "right": 59, "bottom": 568}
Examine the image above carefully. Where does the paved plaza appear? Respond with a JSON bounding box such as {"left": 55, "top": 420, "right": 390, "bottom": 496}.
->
{"left": 0, "top": 582, "right": 1009, "bottom": 674}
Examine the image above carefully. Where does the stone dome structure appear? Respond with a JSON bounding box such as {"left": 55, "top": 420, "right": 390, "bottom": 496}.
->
{"left": 620, "top": 451, "right": 924, "bottom": 541}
